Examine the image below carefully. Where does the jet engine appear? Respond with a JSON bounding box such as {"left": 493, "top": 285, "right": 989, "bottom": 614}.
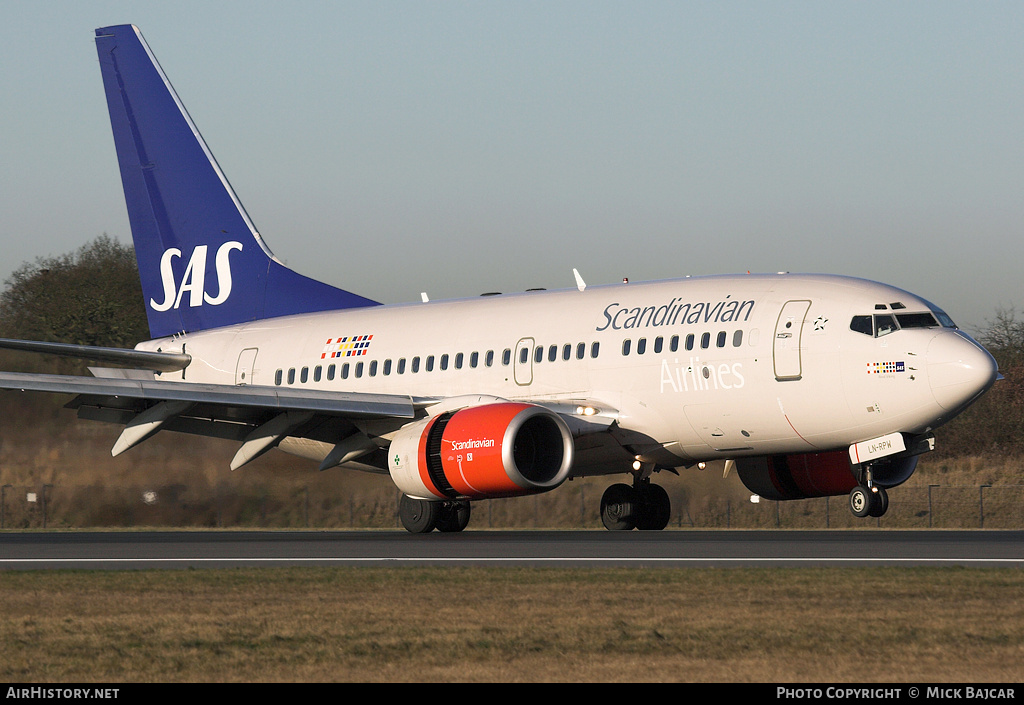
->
{"left": 735, "top": 449, "right": 920, "bottom": 501}
{"left": 388, "top": 402, "right": 574, "bottom": 500}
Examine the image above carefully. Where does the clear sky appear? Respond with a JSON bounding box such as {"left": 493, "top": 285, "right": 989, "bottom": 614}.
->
{"left": 1, "top": 1, "right": 1021, "bottom": 334}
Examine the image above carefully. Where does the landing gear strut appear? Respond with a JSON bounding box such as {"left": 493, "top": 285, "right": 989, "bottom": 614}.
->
{"left": 600, "top": 477, "right": 672, "bottom": 531}
{"left": 399, "top": 495, "right": 471, "bottom": 533}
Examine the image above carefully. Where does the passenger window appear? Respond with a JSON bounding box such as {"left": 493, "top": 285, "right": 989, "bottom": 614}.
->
{"left": 486, "top": 350, "right": 494, "bottom": 367}
{"left": 426, "top": 355, "right": 435, "bottom": 372}
{"left": 355, "top": 362, "right": 363, "bottom": 378}
{"left": 287, "top": 368, "right": 295, "bottom": 384}
{"left": 383, "top": 359, "right": 391, "bottom": 375}
{"left": 563, "top": 344, "right": 571, "bottom": 361}
{"left": 300, "top": 367, "right": 309, "bottom": 383}
{"left": 654, "top": 337, "right": 663, "bottom": 354}
{"left": 622, "top": 339, "right": 631, "bottom": 356}
{"left": 716, "top": 331, "right": 726, "bottom": 348}
{"left": 470, "top": 352, "right": 479, "bottom": 368}
{"left": 397, "top": 358, "right": 406, "bottom": 374}
{"left": 519, "top": 348, "right": 528, "bottom": 364}
{"left": 440, "top": 354, "right": 449, "bottom": 370}
{"left": 670, "top": 335, "right": 679, "bottom": 352}
{"left": 327, "top": 364, "right": 336, "bottom": 381}
{"left": 455, "top": 353, "right": 463, "bottom": 369}
{"left": 685, "top": 334, "right": 695, "bottom": 351}
{"left": 591, "top": 341, "right": 600, "bottom": 358}
{"left": 369, "top": 361, "right": 377, "bottom": 377}
{"left": 637, "top": 338, "right": 647, "bottom": 355}
{"left": 576, "top": 343, "right": 585, "bottom": 360}
{"left": 503, "top": 349, "right": 512, "bottom": 366}
{"left": 534, "top": 346, "right": 543, "bottom": 364}
{"left": 732, "top": 330, "right": 743, "bottom": 347}
{"left": 314, "top": 366, "right": 322, "bottom": 382}
{"left": 412, "top": 357, "right": 420, "bottom": 373}
{"left": 701, "top": 333, "right": 710, "bottom": 349}
{"left": 275, "top": 369, "right": 283, "bottom": 386}
{"left": 341, "top": 363, "right": 350, "bottom": 379}
{"left": 548, "top": 345, "right": 557, "bottom": 362}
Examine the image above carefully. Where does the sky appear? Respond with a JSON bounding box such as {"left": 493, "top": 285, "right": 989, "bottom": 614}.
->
{"left": 1, "top": 1, "right": 1022, "bottom": 335}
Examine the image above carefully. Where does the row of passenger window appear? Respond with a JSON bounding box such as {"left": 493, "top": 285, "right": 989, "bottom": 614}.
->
{"left": 622, "top": 330, "right": 744, "bottom": 356}
{"left": 275, "top": 341, "right": 603, "bottom": 385}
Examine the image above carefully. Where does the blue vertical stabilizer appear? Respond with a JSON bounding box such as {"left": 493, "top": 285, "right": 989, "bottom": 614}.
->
{"left": 95, "top": 25, "right": 379, "bottom": 339}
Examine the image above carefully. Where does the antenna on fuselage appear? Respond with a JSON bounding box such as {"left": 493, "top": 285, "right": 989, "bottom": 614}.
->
{"left": 573, "top": 269, "right": 586, "bottom": 292}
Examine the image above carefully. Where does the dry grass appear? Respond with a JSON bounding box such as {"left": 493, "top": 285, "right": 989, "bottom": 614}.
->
{"left": 1, "top": 567, "right": 1022, "bottom": 683}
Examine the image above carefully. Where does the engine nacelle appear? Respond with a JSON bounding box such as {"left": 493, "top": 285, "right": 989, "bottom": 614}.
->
{"left": 736, "top": 449, "right": 920, "bottom": 501}
{"left": 388, "top": 403, "right": 574, "bottom": 500}
{"left": 736, "top": 450, "right": 858, "bottom": 501}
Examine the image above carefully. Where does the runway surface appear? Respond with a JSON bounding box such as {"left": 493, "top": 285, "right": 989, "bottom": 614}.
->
{"left": 1, "top": 529, "right": 1022, "bottom": 569}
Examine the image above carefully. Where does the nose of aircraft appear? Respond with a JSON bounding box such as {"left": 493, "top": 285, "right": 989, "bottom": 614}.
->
{"left": 927, "top": 331, "right": 999, "bottom": 412}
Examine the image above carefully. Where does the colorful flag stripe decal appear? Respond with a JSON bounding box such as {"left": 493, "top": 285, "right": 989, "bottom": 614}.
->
{"left": 867, "top": 361, "right": 905, "bottom": 374}
{"left": 322, "top": 335, "right": 374, "bottom": 359}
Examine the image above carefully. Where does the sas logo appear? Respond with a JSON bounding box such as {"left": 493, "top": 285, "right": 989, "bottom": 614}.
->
{"left": 150, "top": 242, "right": 243, "bottom": 312}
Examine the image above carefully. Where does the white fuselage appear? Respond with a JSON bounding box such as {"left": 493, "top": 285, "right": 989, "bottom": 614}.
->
{"left": 137, "top": 273, "right": 996, "bottom": 475}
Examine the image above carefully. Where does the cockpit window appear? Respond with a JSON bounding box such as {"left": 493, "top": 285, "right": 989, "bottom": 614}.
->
{"left": 874, "top": 314, "right": 897, "bottom": 337}
{"left": 853, "top": 308, "right": 957, "bottom": 338}
{"left": 895, "top": 312, "right": 940, "bottom": 329}
{"left": 850, "top": 315, "right": 873, "bottom": 336}
{"left": 931, "top": 308, "right": 957, "bottom": 328}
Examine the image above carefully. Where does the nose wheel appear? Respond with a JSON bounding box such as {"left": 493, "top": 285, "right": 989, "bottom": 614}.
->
{"left": 848, "top": 485, "right": 888, "bottom": 518}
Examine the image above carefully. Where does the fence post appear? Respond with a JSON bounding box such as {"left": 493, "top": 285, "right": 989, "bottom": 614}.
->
{"left": 980, "top": 485, "right": 991, "bottom": 528}
{"left": 928, "top": 484, "right": 939, "bottom": 528}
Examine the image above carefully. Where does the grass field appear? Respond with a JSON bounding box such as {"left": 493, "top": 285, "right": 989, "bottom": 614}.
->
{"left": 1, "top": 566, "right": 1022, "bottom": 683}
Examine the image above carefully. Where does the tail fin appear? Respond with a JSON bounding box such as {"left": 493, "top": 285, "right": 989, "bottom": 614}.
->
{"left": 94, "top": 25, "right": 379, "bottom": 339}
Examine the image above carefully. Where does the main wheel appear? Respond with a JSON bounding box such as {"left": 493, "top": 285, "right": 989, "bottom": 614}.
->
{"left": 399, "top": 495, "right": 441, "bottom": 533}
{"left": 635, "top": 483, "right": 672, "bottom": 531}
{"left": 436, "top": 500, "right": 472, "bottom": 532}
{"left": 601, "top": 483, "right": 637, "bottom": 531}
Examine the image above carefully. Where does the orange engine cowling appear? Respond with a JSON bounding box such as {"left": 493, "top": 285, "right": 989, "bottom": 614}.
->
{"left": 388, "top": 403, "right": 574, "bottom": 501}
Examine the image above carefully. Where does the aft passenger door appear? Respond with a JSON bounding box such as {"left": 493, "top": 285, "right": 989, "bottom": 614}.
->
{"left": 773, "top": 300, "right": 810, "bottom": 381}
{"left": 235, "top": 348, "right": 258, "bottom": 385}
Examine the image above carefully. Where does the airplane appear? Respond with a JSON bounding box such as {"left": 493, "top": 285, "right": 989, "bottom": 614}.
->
{"left": 0, "top": 24, "right": 1000, "bottom": 533}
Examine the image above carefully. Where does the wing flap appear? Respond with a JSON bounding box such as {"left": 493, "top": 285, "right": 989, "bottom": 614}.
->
{"left": 0, "top": 371, "right": 422, "bottom": 419}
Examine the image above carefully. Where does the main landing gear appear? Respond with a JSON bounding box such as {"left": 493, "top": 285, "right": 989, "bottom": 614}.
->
{"left": 399, "top": 495, "right": 471, "bottom": 533}
{"left": 600, "top": 478, "right": 672, "bottom": 531}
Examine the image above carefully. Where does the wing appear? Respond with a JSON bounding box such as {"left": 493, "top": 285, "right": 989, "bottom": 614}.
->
{"left": 0, "top": 368, "right": 433, "bottom": 472}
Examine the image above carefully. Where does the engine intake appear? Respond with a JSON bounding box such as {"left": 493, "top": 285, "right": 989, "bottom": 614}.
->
{"left": 388, "top": 402, "right": 574, "bottom": 500}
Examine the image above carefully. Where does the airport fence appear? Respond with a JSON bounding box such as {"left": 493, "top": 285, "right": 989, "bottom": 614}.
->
{"left": 1, "top": 482, "right": 1023, "bottom": 530}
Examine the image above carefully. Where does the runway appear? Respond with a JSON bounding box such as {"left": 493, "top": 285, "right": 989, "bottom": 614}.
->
{"left": 1, "top": 529, "right": 1022, "bottom": 569}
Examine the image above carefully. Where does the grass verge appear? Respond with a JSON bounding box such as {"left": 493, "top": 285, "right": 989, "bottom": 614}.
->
{"left": 1, "top": 566, "right": 1022, "bottom": 682}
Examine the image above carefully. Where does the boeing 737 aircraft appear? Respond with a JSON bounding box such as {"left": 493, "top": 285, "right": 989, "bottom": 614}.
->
{"left": 0, "top": 25, "right": 1000, "bottom": 532}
